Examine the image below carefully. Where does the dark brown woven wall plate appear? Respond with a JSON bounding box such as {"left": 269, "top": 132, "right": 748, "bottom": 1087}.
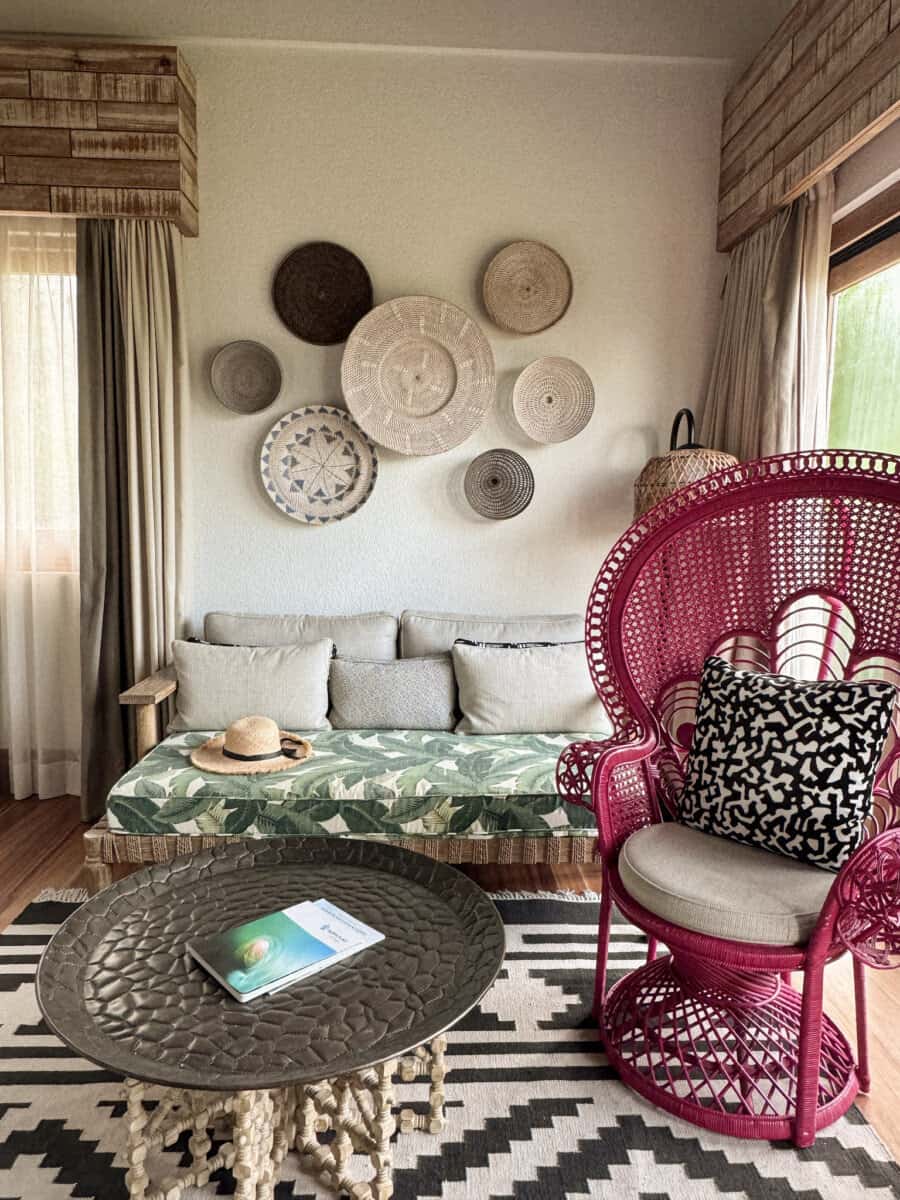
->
{"left": 272, "top": 242, "right": 373, "bottom": 345}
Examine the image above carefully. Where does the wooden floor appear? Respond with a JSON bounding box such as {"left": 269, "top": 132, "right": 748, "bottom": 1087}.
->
{"left": 3, "top": 795, "right": 899, "bottom": 1158}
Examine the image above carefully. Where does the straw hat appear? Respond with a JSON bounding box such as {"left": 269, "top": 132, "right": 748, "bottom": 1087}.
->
{"left": 190, "top": 715, "right": 313, "bottom": 775}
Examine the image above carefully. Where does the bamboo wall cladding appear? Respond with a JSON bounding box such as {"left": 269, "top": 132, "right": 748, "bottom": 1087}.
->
{"left": 717, "top": 0, "right": 900, "bottom": 251}
{"left": 0, "top": 40, "right": 198, "bottom": 236}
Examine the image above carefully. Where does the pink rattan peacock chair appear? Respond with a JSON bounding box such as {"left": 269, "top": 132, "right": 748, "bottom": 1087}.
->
{"left": 557, "top": 449, "right": 900, "bottom": 1147}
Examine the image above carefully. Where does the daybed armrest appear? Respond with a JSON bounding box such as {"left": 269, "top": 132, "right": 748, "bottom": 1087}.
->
{"left": 824, "top": 828, "right": 900, "bottom": 969}
{"left": 557, "top": 732, "right": 659, "bottom": 859}
{"left": 119, "top": 666, "right": 177, "bottom": 706}
{"left": 119, "top": 666, "right": 177, "bottom": 759}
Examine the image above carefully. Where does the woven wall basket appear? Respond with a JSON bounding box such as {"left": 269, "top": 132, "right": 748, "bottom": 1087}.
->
{"left": 512, "top": 356, "right": 594, "bottom": 443}
{"left": 633, "top": 408, "right": 738, "bottom": 518}
{"left": 260, "top": 405, "right": 378, "bottom": 525}
{"left": 464, "top": 448, "right": 534, "bottom": 520}
{"left": 482, "top": 241, "right": 572, "bottom": 334}
{"left": 342, "top": 296, "right": 495, "bottom": 456}
{"left": 210, "top": 340, "right": 282, "bottom": 414}
{"left": 272, "top": 242, "right": 373, "bottom": 345}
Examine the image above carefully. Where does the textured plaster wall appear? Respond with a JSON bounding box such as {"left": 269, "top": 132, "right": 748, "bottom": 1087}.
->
{"left": 182, "top": 43, "right": 732, "bottom": 626}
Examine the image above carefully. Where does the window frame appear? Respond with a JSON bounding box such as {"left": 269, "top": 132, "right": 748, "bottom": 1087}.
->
{"left": 829, "top": 210, "right": 900, "bottom": 294}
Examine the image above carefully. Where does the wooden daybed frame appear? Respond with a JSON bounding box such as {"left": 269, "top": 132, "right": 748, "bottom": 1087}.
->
{"left": 82, "top": 669, "right": 597, "bottom": 893}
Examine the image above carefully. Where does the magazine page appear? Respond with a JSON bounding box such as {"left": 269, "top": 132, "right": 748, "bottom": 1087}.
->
{"left": 296, "top": 899, "right": 384, "bottom": 953}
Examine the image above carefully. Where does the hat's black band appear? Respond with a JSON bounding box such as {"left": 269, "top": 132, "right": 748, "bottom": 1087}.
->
{"left": 222, "top": 747, "right": 286, "bottom": 763}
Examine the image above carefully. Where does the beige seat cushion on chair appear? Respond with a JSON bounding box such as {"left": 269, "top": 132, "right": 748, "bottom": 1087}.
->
{"left": 618, "top": 823, "right": 835, "bottom": 946}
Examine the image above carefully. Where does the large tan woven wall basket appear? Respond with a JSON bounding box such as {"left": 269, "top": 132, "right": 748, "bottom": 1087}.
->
{"left": 342, "top": 296, "right": 495, "bottom": 456}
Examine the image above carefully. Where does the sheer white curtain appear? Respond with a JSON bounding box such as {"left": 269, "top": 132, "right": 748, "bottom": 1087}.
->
{"left": 0, "top": 216, "right": 80, "bottom": 799}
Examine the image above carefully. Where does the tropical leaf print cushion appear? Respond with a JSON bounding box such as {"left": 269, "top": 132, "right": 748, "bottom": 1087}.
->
{"left": 107, "top": 729, "right": 595, "bottom": 840}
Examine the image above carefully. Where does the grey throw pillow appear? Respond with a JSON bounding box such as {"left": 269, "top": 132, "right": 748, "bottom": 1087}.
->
{"left": 452, "top": 641, "right": 610, "bottom": 735}
{"left": 170, "top": 639, "right": 333, "bottom": 731}
{"left": 329, "top": 656, "right": 457, "bottom": 731}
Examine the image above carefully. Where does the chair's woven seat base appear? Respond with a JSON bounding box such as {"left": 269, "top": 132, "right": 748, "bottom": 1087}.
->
{"left": 602, "top": 951, "right": 858, "bottom": 1141}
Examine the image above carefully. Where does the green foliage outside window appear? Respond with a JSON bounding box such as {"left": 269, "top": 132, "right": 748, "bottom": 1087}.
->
{"left": 828, "top": 260, "right": 900, "bottom": 455}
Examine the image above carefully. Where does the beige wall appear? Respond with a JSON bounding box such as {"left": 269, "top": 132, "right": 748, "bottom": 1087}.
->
{"left": 180, "top": 42, "right": 731, "bottom": 625}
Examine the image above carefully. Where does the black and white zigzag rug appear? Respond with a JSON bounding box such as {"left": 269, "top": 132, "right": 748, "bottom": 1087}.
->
{"left": 1, "top": 891, "right": 898, "bottom": 1199}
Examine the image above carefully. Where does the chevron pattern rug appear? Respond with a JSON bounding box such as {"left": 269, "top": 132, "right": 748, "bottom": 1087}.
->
{"left": 0, "top": 892, "right": 898, "bottom": 1199}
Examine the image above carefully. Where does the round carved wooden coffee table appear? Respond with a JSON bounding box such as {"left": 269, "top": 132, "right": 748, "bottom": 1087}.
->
{"left": 36, "top": 839, "right": 505, "bottom": 1200}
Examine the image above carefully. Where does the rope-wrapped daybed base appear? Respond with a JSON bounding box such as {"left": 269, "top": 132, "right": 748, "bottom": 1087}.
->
{"left": 83, "top": 818, "right": 598, "bottom": 893}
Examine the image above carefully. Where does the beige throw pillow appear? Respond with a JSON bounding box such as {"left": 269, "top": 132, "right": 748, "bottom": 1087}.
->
{"left": 452, "top": 641, "right": 610, "bottom": 735}
{"left": 401, "top": 610, "right": 582, "bottom": 656}
{"left": 170, "top": 639, "right": 333, "bottom": 731}
{"left": 204, "top": 611, "right": 398, "bottom": 660}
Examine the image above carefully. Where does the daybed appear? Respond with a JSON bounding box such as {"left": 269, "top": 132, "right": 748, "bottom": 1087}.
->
{"left": 83, "top": 609, "right": 605, "bottom": 891}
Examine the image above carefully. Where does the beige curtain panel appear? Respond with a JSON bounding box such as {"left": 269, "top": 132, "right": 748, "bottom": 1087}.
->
{"left": 701, "top": 176, "right": 834, "bottom": 460}
{"left": 78, "top": 220, "right": 187, "bottom": 820}
{"left": 114, "top": 222, "right": 187, "bottom": 682}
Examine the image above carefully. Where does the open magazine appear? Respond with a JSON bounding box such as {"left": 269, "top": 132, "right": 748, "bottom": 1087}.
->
{"left": 187, "top": 898, "right": 384, "bottom": 1002}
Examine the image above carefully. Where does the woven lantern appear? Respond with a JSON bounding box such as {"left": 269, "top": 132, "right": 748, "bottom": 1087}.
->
{"left": 633, "top": 409, "right": 738, "bottom": 518}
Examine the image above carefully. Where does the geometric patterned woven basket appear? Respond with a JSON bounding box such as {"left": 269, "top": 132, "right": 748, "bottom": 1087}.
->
{"left": 259, "top": 405, "right": 378, "bottom": 525}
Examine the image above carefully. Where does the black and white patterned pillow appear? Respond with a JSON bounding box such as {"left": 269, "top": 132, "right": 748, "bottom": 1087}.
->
{"left": 680, "top": 656, "right": 896, "bottom": 871}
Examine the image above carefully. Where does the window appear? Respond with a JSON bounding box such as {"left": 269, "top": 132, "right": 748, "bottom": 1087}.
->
{"left": 0, "top": 217, "right": 80, "bottom": 799}
{"left": 828, "top": 236, "right": 900, "bottom": 456}
{"left": 1, "top": 247, "right": 79, "bottom": 572}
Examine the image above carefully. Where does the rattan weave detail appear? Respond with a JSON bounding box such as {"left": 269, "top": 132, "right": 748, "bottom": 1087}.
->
{"left": 341, "top": 296, "right": 495, "bottom": 455}
{"left": 513, "top": 356, "right": 594, "bottom": 443}
{"left": 482, "top": 241, "right": 572, "bottom": 334}
{"left": 464, "top": 448, "right": 534, "bottom": 520}
{"left": 574, "top": 450, "right": 900, "bottom": 749}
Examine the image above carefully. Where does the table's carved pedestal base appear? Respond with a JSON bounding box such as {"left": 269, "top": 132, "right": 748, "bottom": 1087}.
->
{"left": 124, "top": 1035, "right": 448, "bottom": 1200}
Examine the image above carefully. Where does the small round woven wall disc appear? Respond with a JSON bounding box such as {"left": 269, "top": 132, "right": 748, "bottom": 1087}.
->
{"left": 272, "top": 242, "right": 373, "bottom": 345}
{"left": 464, "top": 449, "right": 534, "bottom": 520}
{"left": 512, "top": 356, "right": 594, "bottom": 443}
{"left": 482, "top": 241, "right": 572, "bottom": 334}
{"left": 210, "top": 340, "right": 282, "bottom": 414}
